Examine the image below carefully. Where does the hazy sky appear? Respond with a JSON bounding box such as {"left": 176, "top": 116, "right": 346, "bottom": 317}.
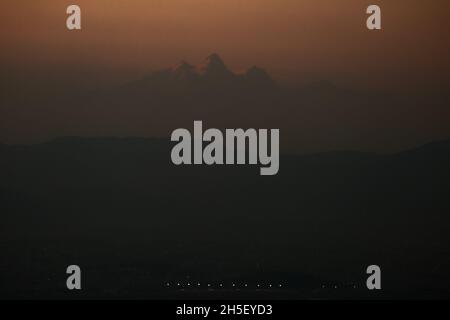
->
{"left": 1, "top": 0, "right": 450, "bottom": 89}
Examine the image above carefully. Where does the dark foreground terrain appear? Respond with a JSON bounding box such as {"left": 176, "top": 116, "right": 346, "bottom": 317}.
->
{"left": 1, "top": 137, "right": 450, "bottom": 299}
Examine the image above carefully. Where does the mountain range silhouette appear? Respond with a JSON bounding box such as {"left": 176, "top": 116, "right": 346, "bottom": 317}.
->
{"left": 135, "top": 53, "right": 275, "bottom": 90}
{"left": 2, "top": 54, "right": 449, "bottom": 153}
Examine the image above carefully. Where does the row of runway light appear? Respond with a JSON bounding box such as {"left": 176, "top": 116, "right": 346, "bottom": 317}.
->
{"left": 166, "top": 282, "right": 283, "bottom": 288}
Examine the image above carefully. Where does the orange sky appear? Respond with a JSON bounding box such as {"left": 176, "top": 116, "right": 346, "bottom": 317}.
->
{"left": 1, "top": 0, "right": 450, "bottom": 89}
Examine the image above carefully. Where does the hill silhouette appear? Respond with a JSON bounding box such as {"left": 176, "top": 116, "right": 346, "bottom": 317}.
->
{"left": 1, "top": 137, "right": 450, "bottom": 299}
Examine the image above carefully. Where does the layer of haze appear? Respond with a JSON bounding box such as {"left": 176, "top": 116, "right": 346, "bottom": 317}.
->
{"left": 1, "top": 0, "right": 449, "bottom": 89}
{"left": 1, "top": 1, "right": 450, "bottom": 150}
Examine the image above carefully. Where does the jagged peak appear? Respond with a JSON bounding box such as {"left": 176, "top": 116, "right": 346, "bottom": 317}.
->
{"left": 205, "top": 53, "right": 224, "bottom": 65}
{"left": 246, "top": 65, "right": 270, "bottom": 77}
{"left": 171, "top": 60, "right": 195, "bottom": 72}
{"left": 199, "top": 53, "right": 233, "bottom": 77}
{"left": 245, "top": 65, "right": 274, "bottom": 86}
{"left": 170, "top": 60, "right": 199, "bottom": 80}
